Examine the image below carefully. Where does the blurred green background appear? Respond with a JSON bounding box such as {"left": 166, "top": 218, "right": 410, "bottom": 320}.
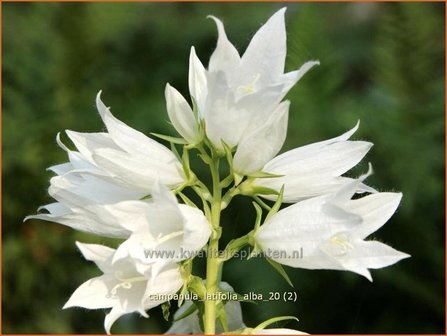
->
{"left": 3, "top": 2, "right": 445, "bottom": 334}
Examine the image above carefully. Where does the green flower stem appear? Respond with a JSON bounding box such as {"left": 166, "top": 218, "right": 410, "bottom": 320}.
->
{"left": 204, "top": 153, "right": 222, "bottom": 335}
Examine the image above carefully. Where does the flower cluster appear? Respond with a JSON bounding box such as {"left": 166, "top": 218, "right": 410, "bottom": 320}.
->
{"left": 27, "top": 8, "right": 409, "bottom": 334}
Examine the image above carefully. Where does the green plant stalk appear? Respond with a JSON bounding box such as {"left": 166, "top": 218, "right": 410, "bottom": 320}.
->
{"left": 204, "top": 154, "right": 222, "bottom": 335}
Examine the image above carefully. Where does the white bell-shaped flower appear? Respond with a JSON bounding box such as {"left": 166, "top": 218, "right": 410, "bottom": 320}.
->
{"left": 254, "top": 122, "right": 375, "bottom": 203}
{"left": 112, "top": 181, "right": 211, "bottom": 268}
{"left": 63, "top": 242, "right": 183, "bottom": 334}
{"left": 255, "top": 170, "right": 410, "bottom": 281}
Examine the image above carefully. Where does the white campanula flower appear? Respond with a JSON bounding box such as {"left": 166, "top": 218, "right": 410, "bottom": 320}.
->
{"left": 253, "top": 122, "right": 375, "bottom": 203}
{"left": 112, "top": 182, "right": 211, "bottom": 269}
{"left": 167, "top": 8, "right": 318, "bottom": 173}
{"left": 25, "top": 92, "right": 186, "bottom": 237}
{"left": 63, "top": 242, "right": 183, "bottom": 334}
{"left": 165, "top": 282, "right": 245, "bottom": 334}
{"left": 92, "top": 91, "right": 185, "bottom": 190}
{"left": 255, "top": 168, "right": 410, "bottom": 281}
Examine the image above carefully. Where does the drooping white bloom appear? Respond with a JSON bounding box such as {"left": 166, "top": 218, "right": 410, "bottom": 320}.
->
{"left": 165, "top": 282, "right": 245, "bottom": 334}
{"left": 255, "top": 171, "right": 410, "bottom": 281}
{"left": 112, "top": 182, "right": 211, "bottom": 268}
{"left": 24, "top": 134, "right": 146, "bottom": 237}
{"left": 92, "top": 91, "right": 185, "bottom": 190}
{"left": 26, "top": 92, "right": 186, "bottom": 237}
{"left": 172, "top": 8, "right": 318, "bottom": 172}
{"left": 63, "top": 242, "right": 183, "bottom": 334}
{"left": 254, "top": 122, "right": 375, "bottom": 203}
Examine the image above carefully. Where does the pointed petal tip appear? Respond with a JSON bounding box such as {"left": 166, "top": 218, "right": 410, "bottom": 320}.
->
{"left": 62, "top": 301, "right": 72, "bottom": 310}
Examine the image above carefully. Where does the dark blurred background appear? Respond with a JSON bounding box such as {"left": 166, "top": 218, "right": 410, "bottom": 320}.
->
{"left": 3, "top": 2, "right": 445, "bottom": 334}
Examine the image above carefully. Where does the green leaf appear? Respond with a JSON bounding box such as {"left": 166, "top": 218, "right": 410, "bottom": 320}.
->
{"left": 151, "top": 132, "right": 188, "bottom": 144}
{"left": 266, "top": 258, "right": 294, "bottom": 288}
{"left": 162, "top": 301, "right": 171, "bottom": 321}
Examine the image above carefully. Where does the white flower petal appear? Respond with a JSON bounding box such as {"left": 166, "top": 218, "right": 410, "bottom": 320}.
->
{"left": 104, "top": 305, "right": 127, "bottom": 335}
{"left": 337, "top": 240, "right": 410, "bottom": 281}
{"left": 240, "top": 8, "right": 287, "bottom": 86}
{"left": 92, "top": 147, "right": 184, "bottom": 192}
{"left": 347, "top": 192, "right": 403, "bottom": 239}
{"left": 76, "top": 242, "right": 115, "bottom": 265}
{"left": 26, "top": 206, "right": 131, "bottom": 238}
{"left": 65, "top": 131, "right": 118, "bottom": 163}
{"left": 142, "top": 263, "right": 183, "bottom": 309}
{"left": 280, "top": 61, "right": 320, "bottom": 93}
{"left": 96, "top": 91, "right": 178, "bottom": 163}
{"left": 234, "top": 101, "right": 289, "bottom": 174}
{"left": 63, "top": 275, "right": 117, "bottom": 310}
{"left": 165, "top": 84, "right": 200, "bottom": 144}
{"left": 188, "top": 46, "right": 208, "bottom": 116}
{"left": 204, "top": 73, "right": 285, "bottom": 149}
{"left": 48, "top": 162, "right": 73, "bottom": 175}
{"left": 48, "top": 173, "right": 144, "bottom": 208}
{"left": 208, "top": 16, "right": 240, "bottom": 74}
{"left": 255, "top": 196, "right": 361, "bottom": 269}
{"left": 256, "top": 122, "right": 372, "bottom": 202}
{"left": 179, "top": 204, "right": 212, "bottom": 257}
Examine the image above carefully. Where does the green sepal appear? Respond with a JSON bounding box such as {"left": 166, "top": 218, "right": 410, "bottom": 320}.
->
{"left": 173, "top": 301, "right": 198, "bottom": 322}
{"left": 178, "top": 259, "right": 193, "bottom": 307}
{"left": 252, "top": 186, "right": 279, "bottom": 196}
{"left": 161, "top": 301, "right": 171, "bottom": 321}
{"left": 182, "top": 148, "right": 191, "bottom": 179}
{"left": 266, "top": 258, "right": 294, "bottom": 288}
{"left": 221, "top": 234, "right": 250, "bottom": 262}
{"left": 220, "top": 174, "right": 234, "bottom": 189}
{"left": 239, "top": 179, "right": 278, "bottom": 197}
{"left": 170, "top": 142, "right": 181, "bottom": 161}
{"left": 234, "top": 173, "right": 244, "bottom": 186}
{"left": 196, "top": 300, "right": 206, "bottom": 333}
{"left": 265, "top": 185, "right": 284, "bottom": 222}
{"left": 248, "top": 202, "right": 263, "bottom": 248}
{"left": 217, "top": 301, "right": 229, "bottom": 333}
{"left": 221, "top": 140, "right": 235, "bottom": 173}
{"left": 254, "top": 315, "right": 299, "bottom": 331}
{"left": 198, "top": 153, "right": 212, "bottom": 165}
{"left": 253, "top": 202, "right": 263, "bottom": 232}
{"left": 178, "top": 191, "right": 197, "bottom": 208}
{"left": 188, "top": 275, "right": 207, "bottom": 299}
{"left": 151, "top": 132, "right": 188, "bottom": 145}
{"left": 248, "top": 171, "right": 285, "bottom": 179}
